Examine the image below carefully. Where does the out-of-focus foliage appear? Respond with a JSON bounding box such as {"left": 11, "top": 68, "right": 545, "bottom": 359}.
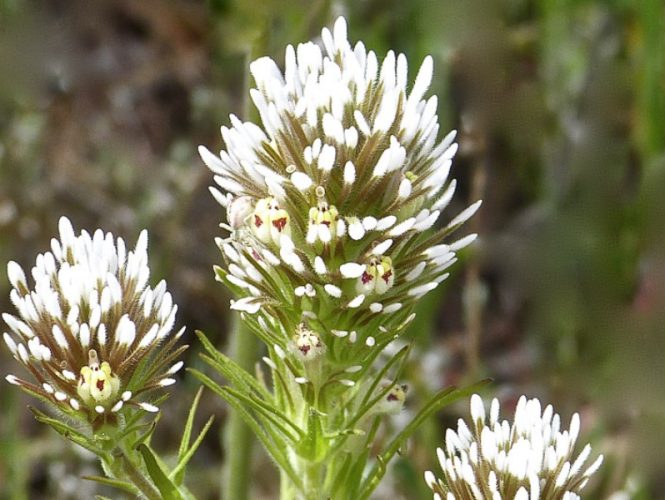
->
{"left": 0, "top": 0, "right": 663, "bottom": 498}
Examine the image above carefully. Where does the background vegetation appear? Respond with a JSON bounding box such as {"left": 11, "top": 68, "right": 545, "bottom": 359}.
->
{"left": 0, "top": 0, "right": 663, "bottom": 498}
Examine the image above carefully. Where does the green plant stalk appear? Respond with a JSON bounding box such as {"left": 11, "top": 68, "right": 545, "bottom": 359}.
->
{"left": 637, "top": 0, "right": 665, "bottom": 160}
{"left": 223, "top": 313, "right": 257, "bottom": 500}
{"left": 113, "top": 448, "right": 161, "bottom": 500}
{"left": 2, "top": 388, "right": 28, "bottom": 500}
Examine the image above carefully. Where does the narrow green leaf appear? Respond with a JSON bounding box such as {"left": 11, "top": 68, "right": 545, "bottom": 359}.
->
{"left": 195, "top": 331, "right": 271, "bottom": 398}
{"left": 299, "top": 407, "right": 326, "bottom": 461}
{"left": 137, "top": 443, "right": 182, "bottom": 500}
{"left": 83, "top": 475, "right": 138, "bottom": 495}
{"left": 190, "top": 368, "right": 299, "bottom": 445}
{"left": 223, "top": 386, "right": 304, "bottom": 440}
{"left": 130, "top": 420, "right": 157, "bottom": 450}
{"left": 219, "top": 386, "right": 303, "bottom": 491}
{"left": 178, "top": 386, "right": 204, "bottom": 463}
{"left": 170, "top": 415, "right": 214, "bottom": 485}
{"left": 29, "top": 407, "right": 106, "bottom": 456}
{"left": 328, "top": 346, "right": 411, "bottom": 457}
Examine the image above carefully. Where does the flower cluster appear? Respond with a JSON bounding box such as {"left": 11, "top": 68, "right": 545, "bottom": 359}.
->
{"left": 200, "top": 17, "right": 479, "bottom": 370}
{"left": 3, "top": 217, "right": 186, "bottom": 427}
{"left": 425, "top": 394, "right": 604, "bottom": 500}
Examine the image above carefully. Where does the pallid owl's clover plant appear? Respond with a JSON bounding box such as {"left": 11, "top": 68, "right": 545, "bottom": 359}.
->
{"left": 197, "top": 17, "right": 484, "bottom": 499}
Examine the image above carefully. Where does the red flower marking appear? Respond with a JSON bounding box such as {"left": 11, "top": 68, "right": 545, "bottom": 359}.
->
{"left": 299, "top": 345, "right": 311, "bottom": 355}
{"left": 387, "top": 392, "right": 398, "bottom": 402}
{"left": 254, "top": 215, "right": 263, "bottom": 228}
{"left": 96, "top": 379, "right": 105, "bottom": 391}
{"left": 321, "top": 220, "right": 331, "bottom": 227}
{"left": 272, "top": 217, "right": 287, "bottom": 232}
{"left": 381, "top": 269, "right": 392, "bottom": 284}
{"left": 361, "top": 271, "right": 373, "bottom": 284}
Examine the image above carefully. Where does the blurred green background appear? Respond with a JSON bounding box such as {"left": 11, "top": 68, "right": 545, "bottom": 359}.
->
{"left": 0, "top": 0, "right": 663, "bottom": 498}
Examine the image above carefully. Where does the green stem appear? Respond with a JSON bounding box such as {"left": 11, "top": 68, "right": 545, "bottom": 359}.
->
{"left": 2, "top": 388, "right": 28, "bottom": 500}
{"left": 223, "top": 313, "right": 258, "bottom": 500}
{"left": 102, "top": 446, "right": 161, "bottom": 500}
{"left": 117, "top": 448, "right": 162, "bottom": 500}
{"left": 280, "top": 467, "right": 298, "bottom": 500}
{"left": 303, "top": 460, "right": 324, "bottom": 500}
{"left": 279, "top": 458, "right": 325, "bottom": 500}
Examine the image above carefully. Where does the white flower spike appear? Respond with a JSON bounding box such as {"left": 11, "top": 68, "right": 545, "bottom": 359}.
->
{"left": 3, "top": 217, "right": 186, "bottom": 428}
{"left": 425, "top": 394, "right": 603, "bottom": 500}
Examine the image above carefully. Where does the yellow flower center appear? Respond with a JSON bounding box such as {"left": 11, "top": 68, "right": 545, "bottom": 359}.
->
{"left": 77, "top": 349, "right": 121, "bottom": 407}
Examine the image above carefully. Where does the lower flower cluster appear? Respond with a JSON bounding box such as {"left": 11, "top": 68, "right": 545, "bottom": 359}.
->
{"left": 425, "top": 394, "right": 603, "bottom": 500}
{"left": 3, "top": 217, "right": 186, "bottom": 427}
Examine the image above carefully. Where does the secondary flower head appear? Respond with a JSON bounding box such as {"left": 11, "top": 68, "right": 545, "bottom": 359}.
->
{"left": 200, "top": 16, "right": 479, "bottom": 366}
{"left": 3, "top": 217, "right": 186, "bottom": 428}
{"left": 424, "top": 394, "right": 604, "bottom": 500}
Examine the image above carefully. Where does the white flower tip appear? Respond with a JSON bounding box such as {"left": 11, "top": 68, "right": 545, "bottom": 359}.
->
{"left": 470, "top": 394, "right": 486, "bottom": 423}
{"left": 274, "top": 344, "right": 286, "bottom": 359}
{"left": 324, "top": 284, "right": 342, "bottom": 298}
{"left": 7, "top": 261, "right": 26, "bottom": 289}
{"left": 262, "top": 356, "right": 277, "bottom": 370}
{"left": 348, "top": 221, "right": 365, "bottom": 240}
{"left": 343, "top": 161, "right": 356, "bottom": 184}
{"left": 347, "top": 294, "right": 365, "bottom": 309}
{"left": 291, "top": 171, "right": 313, "bottom": 191}
{"left": 5, "top": 374, "right": 20, "bottom": 385}
{"left": 583, "top": 454, "right": 604, "bottom": 477}
{"left": 340, "top": 262, "right": 365, "bottom": 279}
{"left": 138, "top": 402, "right": 159, "bottom": 413}
{"left": 514, "top": 487, "right": 529, "bottom": 500}
{"left": 424, "top": 470, "right": 437, "bottom": 488}
{"left": 168, "top": 361, "right": 184, "bottom": 374}
{"left": 449, "top": 233, "right": 478, "bottom": 252}
{"left": 314, "top": 256, "right": 327, "bottom": 275}
{"left": 230, "top": 297, "right": 261, "bottom": 314}
{"left": 58, "top": 216, "right": 74, "bottom": 238}
{"left": 449, "top": 200, "right": 483, "bottom": 229}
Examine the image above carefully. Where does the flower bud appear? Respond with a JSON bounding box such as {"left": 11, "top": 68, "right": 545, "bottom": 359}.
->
{"left": 289, "top": 323, "right": 325, "bottom": 362}
{"left": 356, "top": 256, "right": 395, "bottom": 296}
{"left": 251, "top": 197, "right": 291, "bottom": 245}
{"left": 373, "top": 381, "right": 408, "bottom": 415}
{"left": 227, "top": 195, "right": 254, "bottom": 229}
{"left": 306, "top": 201, "right": 339, "bottom": 244}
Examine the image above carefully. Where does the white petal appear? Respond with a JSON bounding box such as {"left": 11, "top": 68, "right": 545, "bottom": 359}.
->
{"left": 324, "top": 284, "right": 342, "bottom": 298}
{"left": 347, "top": 294, "right": 365, "bottom": 308}
{"left": 291, "top": 171, "right": 313, "bottom": 191}
{"left": 340, "top": 263, "right": 365, "bottom": 278}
